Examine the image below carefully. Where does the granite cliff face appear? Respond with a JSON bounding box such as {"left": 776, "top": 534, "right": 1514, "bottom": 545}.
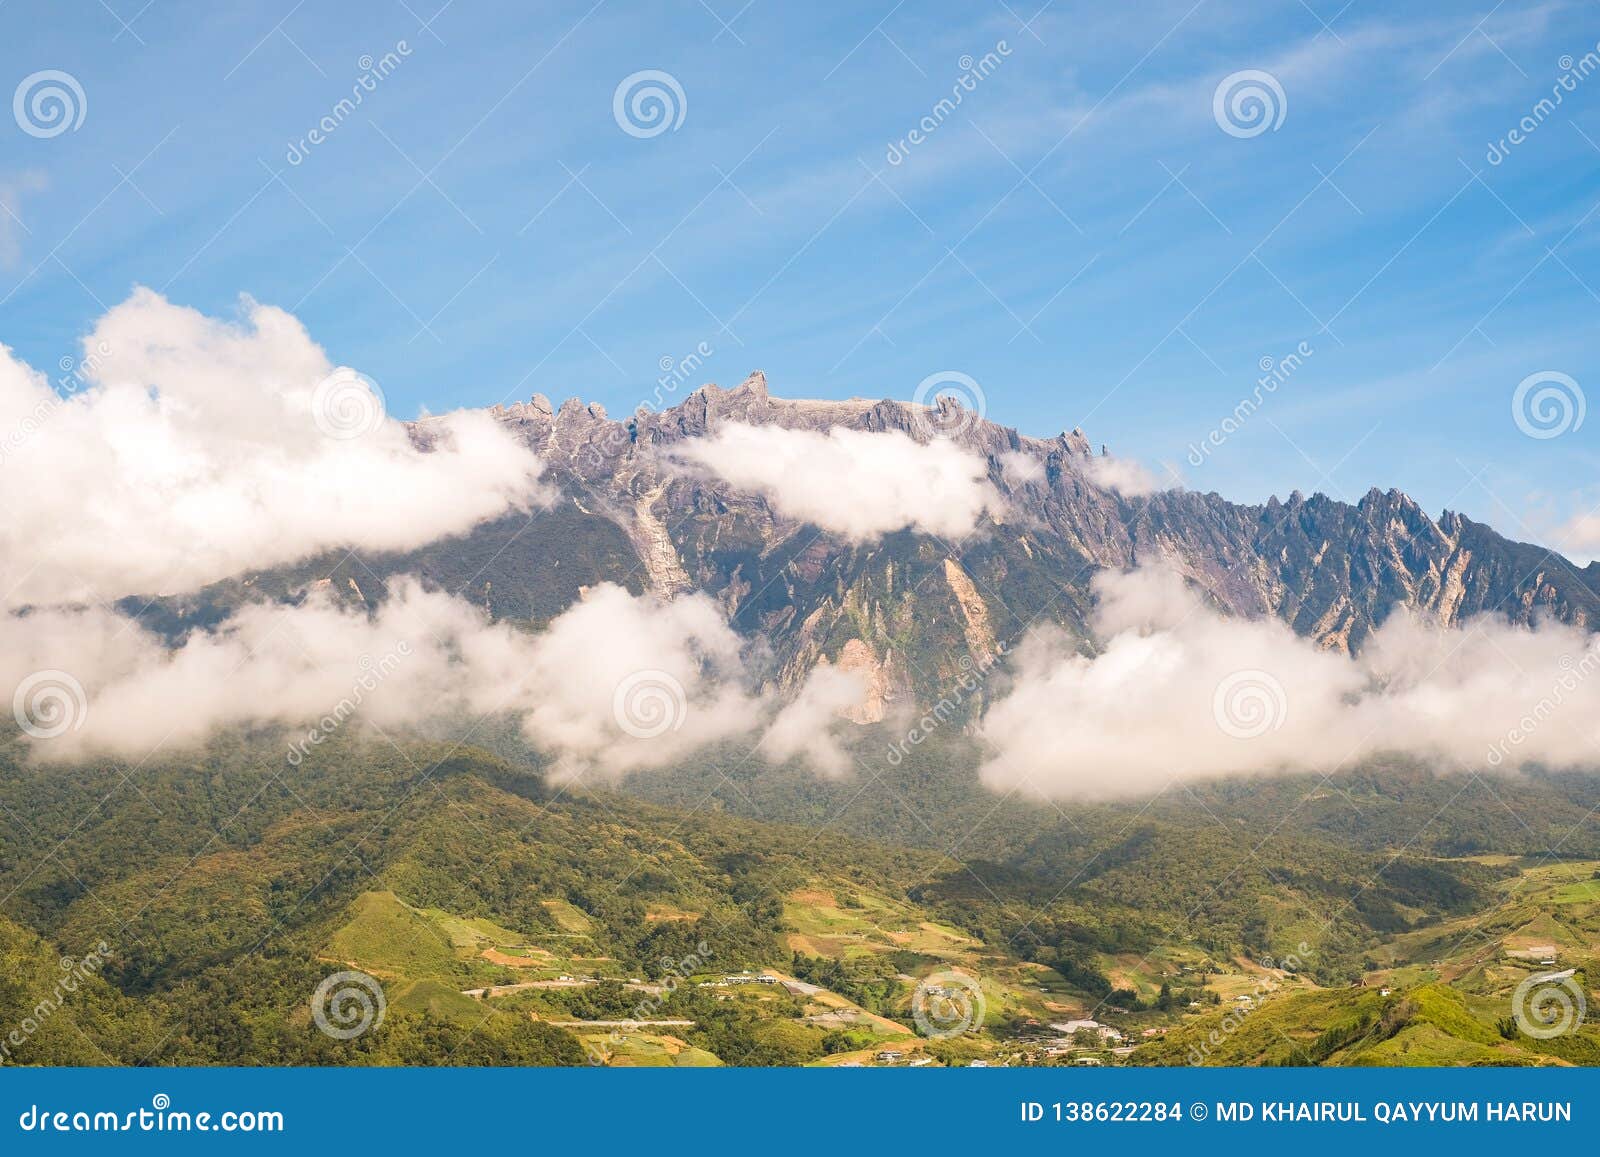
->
{"left": 164, "top": 372, "right": 1600, "bottom": 714}
{"left": 411, "top": 371, "right": 1600, "bottom": 711}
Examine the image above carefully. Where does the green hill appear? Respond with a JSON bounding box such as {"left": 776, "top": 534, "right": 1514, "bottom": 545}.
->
{"left": 0, "top": 726, "right": 1595, "bottom": 1067}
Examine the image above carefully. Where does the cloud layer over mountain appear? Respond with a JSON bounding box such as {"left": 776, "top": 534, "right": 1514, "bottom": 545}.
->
{"left": 672, "top": 422, "right": 997, "bottom": 542}
{"left": 7, "top": 291, "right": 1598, "bottom": 796}
{"left": 978, "top": 568, "right": 1600, "bottom": 799}
{"left": 0, "top": 289, "right": 550, "bottom": 607}
{"left": 3, "top": 577, "right": 862, "bottom": 778}
{"left": 0, "top": 292, "right": 866, "bottom": 776}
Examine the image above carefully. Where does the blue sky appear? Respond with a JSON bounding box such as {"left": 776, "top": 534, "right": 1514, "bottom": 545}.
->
{"left": 2, "top": 0, "right": 1598, "bottom": 553}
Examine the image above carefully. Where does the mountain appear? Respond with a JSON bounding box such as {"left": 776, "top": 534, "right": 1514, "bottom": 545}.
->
{"left": 135, "top": 373, "right": 1600, "bottom": 719}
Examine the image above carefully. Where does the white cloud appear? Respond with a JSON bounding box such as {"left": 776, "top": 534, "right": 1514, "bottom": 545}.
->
{"left": 5, "top": 578, "right": 863, "bottom": 779}
{"left": 760, "top": 664, "right": 869, "bottom": 776}
{"left": 0, "top": 171, "right": 46, "bottom": 269}
{"left": 0, "top": 289, "right": 551, "bottom": 607}
{"left": 483, "top": 582, "right": 760, "bottom": 776}
{"left": 0, "top": 293, "right": 890, "bottom": 779}
{"left": 1550, "top": 510, "right": 1600, "bottom": 562}
{"left": 673, "top": 423, "right": 998, "bottom": 542}
{"left": 978, "top": 567, "right": 1600, "bottom": 799}
{"left": 1084, "top": 453, "right": 1168, "bottom": 496}
{"left": 1000, "top": 449, "right": 1046, "bottom": 489}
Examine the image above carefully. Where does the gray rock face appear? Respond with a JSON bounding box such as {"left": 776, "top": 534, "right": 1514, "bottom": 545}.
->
{"left": 439, "top": 374, "right": 1598, "bottom": 705}
{"left": 159, "top": 375, "right": 1597, "bottom": 712}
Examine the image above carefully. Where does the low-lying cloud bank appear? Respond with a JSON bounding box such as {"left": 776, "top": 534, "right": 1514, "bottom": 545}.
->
{"left": 4, "top": 579, "right": 858, "bottom": 778}
{"left": 0, "top": 291, "right": 861, "bottom": 777}
{"left": 8, "top": 290, "right": 1596, "bottom": 795}
{"left": 672, "top": 422, "right": 997, "bottom": 542}
{"left": 978, "top": 568, "right": 1600, "bottom": 799}
{"left": 0, "top": 289, "right": 549, "bottom": 607}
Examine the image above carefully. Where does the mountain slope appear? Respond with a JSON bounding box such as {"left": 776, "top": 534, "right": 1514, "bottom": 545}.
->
{"left": 133, "top": 375, "right": 1600, "bottom": 712}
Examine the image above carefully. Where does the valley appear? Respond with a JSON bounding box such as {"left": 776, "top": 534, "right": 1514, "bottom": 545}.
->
{"left": 0, "top": 730, "right": 1593, "bottom": 1067}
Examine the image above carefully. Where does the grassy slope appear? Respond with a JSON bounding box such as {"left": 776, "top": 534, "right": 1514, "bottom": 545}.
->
{"left": 1, "top": 729, "right": 1595, "bottom": 1067}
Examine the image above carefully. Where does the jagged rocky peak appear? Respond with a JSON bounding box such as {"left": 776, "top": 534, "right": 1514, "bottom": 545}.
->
{"left": 491, "top": 375, "right": 1107, "bottom": 474}
{"left": 1057, "top": 426, "right": 1093, "bottom": 456}
{"left": 361, "top": 372, "right": 1600, "bottom": 701}
{"left": 1358, "top": 486, "right": 1421, "bottom": 513}
{"left": 732, "top": 369, "right": 768, "bottom": 396}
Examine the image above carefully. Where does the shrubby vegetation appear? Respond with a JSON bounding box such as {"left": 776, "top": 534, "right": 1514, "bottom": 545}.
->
{"left": 0, "top": 726, "right": 1594, "bottom": 1066}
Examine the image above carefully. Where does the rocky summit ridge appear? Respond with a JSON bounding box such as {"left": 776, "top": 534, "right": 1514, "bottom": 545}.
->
{"left": 172, "top": 373, "right": 1600, "bottom": 715}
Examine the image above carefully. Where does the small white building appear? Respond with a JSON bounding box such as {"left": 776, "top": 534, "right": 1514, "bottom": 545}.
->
{"left": 1051, "top": 1019, "right": 1123, "bottom": 1042}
